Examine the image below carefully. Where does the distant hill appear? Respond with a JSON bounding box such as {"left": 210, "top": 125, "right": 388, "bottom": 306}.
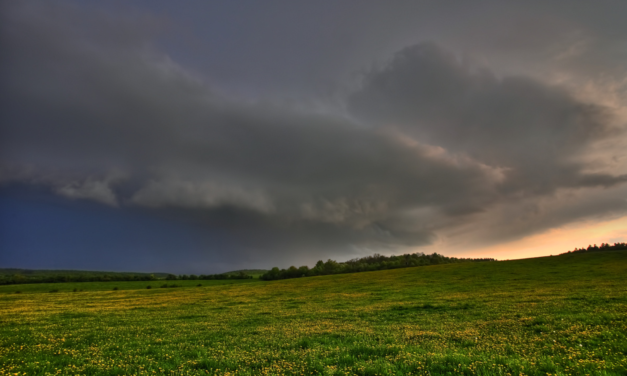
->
{"left": 222, "top": 269, "right": 269, "bottom": 278}
{"left": 561, "top": 242, "right": 626, "bottom": 254}
{"left": 0, "top": 268, "right": 169, "bottom": 278}
{"left": 0, "top": 268, "right": 169, "bottom": 285}
{"left": 259, "top": 252, "right": 495, "bottom": 281}
{"left": 0, "top": 268, "right": 267, "bottom": 285}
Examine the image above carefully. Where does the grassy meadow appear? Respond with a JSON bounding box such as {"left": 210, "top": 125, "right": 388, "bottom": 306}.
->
{"left": 0, "top": 251, "right": 626, "bottom": 376}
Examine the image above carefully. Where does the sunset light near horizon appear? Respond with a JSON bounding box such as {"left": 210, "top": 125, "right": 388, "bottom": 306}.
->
{"left": 447, "top": 216, "right": 627, "bottom": 261}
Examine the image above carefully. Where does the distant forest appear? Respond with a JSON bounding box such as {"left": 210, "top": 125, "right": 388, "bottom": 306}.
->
{"left": 561, "top": 242, "right": 627, "bottom": 254}
{"left": 3, "top": 243, "right": 624, "bottom": 286}
{"left": 0, "top": 270, "right": 252, "bottom": 286}
{"left": 259, "top": 252, "right": 495, "bottom": 281}
{"left": 164, "top": 272, "right": 253, "bottom": 281}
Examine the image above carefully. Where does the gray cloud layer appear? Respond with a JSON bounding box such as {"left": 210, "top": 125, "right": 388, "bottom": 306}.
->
{"left": 1, "top": 1, "right": 626, "bottom": 267}
{"left": 349, "top": 43, "right": 626, "bottom": 194}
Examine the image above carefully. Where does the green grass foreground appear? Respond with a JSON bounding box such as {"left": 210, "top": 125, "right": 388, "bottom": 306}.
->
{"left": 1, "top": 252, "right": 626, "bottom": 376}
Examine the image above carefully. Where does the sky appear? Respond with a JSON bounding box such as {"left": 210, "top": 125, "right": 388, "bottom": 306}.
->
{"left": 1, "top": 1, "right": 626, "bottom": 273}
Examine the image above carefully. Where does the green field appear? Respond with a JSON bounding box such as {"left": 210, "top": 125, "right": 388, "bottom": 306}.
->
{"left": 1, "top": 252, "right": 626, "bottom": 376}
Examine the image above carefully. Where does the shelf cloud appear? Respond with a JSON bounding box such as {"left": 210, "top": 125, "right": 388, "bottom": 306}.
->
{"left": 1, "top": 1, "right": 626, "bottom": 272}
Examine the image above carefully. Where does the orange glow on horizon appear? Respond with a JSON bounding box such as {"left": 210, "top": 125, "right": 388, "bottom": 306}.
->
{"left": 465, "top": 215, "right": 627, "bottom": 260}
{"left": 420, "top": 215, "right": 627, "bottom": 261}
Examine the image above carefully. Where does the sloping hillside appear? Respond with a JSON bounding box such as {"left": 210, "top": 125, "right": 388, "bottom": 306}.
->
{"left": 1, "top": 251, "right": 625, "bottom": 375}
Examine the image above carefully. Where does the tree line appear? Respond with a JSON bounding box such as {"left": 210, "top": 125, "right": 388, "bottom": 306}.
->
{"left": 259, "top": 252, "right": 495, "bottom": 281}
{"left": 164, "top": 272, "right": 253, "bottom": 280}
{"left": 0, "top": 271, "right": 252, "bottom": 286}
{"left": 561, "top": 242, "right": 627, "bottom": 255}
{"left": 0, "top": 273, "right": 157, "bottom": 286}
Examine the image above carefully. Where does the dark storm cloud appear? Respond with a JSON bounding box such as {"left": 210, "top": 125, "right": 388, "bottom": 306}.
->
{"left": 348, "top": 43, "right": 627, "bottom": 196}
{"left": 1, "top": 1, "right": 626, "bottom": 269}
{"left": 127, "top": 0, "right": 627, "bottom": 101}
{"left": 0, "top": 1, "right": 505, "bottom": 262}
